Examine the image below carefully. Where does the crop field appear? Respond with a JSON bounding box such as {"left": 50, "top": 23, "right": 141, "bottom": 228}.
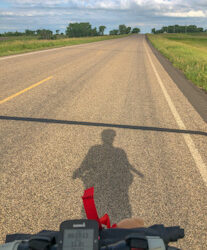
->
{"left": 0, "top": 35, "right": 128, "bottom": 57}
{"left": 147, "top": 33, "right": 207, "bottom": 92}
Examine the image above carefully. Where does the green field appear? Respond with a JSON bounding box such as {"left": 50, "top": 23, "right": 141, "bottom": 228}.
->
{"left": 147, "top": 33, "right": 207, "bottom": 92}
{"left": 0, "top": 35, "right": 129, "bottom": 57}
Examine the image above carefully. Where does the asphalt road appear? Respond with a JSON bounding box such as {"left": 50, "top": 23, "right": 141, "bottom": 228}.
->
{"left": 0, "top": 35, "right": 207, "bottom": 249}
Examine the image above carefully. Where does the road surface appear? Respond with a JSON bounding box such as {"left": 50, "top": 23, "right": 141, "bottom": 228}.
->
{"left": 0, "top": 35, "right": 207, "bottom": 249}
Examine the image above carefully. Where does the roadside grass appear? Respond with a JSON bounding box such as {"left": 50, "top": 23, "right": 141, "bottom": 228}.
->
{"left": 147, "top": 33, "right": 207, "bottom": 92}
{"left": 0, "top": 35, "right": 129, "bottom": 57}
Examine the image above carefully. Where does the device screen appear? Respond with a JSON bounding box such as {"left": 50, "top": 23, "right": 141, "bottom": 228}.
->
{"left": 62, "top": 229, "right": 94, "bottom": 250}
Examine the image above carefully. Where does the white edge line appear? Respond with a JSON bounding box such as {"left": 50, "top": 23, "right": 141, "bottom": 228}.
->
{"left": 144, "top": 40, "right": 207, "bottom": 188}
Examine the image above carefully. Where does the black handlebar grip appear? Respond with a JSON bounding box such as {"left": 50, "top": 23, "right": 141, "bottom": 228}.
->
{"left": 164, "top": 227, "right": 185, "bottom": 243}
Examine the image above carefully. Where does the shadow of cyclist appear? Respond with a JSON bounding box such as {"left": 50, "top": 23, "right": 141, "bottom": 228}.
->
{"left": 72, "top": 129, "right": 144, "bottom": 223}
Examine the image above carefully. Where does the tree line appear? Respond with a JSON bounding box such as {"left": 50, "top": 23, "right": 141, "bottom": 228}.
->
{"left": 109, "top": 25, "right": 140, "bottom": 35}
{"left": 66, "top": 23, "right": 106, "bottom": 37}
{"left": 152, "top": 25, "right": 206, "bottom": 34}
{"left": 66, "top": 23, "right": 140, "bottom": 37}
{"left": 0, "top": 29, "right": 64, "bottom": 39}
{"left": 0, "top": 22, "right": 140, "bottom": 39}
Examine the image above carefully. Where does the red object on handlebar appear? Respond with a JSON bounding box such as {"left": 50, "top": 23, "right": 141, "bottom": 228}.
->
{"left": 82, "top": 187, "right": 117, "bottom": 229}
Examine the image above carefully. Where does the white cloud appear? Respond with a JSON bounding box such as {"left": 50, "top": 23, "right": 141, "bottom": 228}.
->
{"left": 1, "top": 0, "right": 207, "bottom": 33}
{"left": 0, "top": 10, "right": 72, "bottom": 17}
{"left": 5, "top": 0, "right": 207, "bottom": 12}
{"left": 164, "top": 10, "right": 207, "bottom": 17}
{"left": 7, "top": 0, "right": 68, "bottom": 5}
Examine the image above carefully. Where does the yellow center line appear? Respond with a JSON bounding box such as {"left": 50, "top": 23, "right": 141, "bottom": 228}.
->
{"left": 0, "top": 76, "right": 53, "bottom": 105}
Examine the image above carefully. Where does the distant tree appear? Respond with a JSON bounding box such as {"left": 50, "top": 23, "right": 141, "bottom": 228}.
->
{"left": 132, "top": 27, "right": 140, "bottom": 33}
{"left": 162, "top": 26, "right": 168, "bottom": 33}
{"left": 154, "top": 24, "right": 205, "bottom": 34}
{"left": 66, "top": 22, "right": 93, "bottom": 37}
{"left": 176, "top": 26, "right": 186, "bottom": 33}
{"left": 109, "top": 29, "right": 119, "bottom": 35}
{"left": 36, "top": 29, "right": 41, "bottom": 36}
{"left": 119, "top": 24, "right": 127, "bottom": 34}
{"left": 126, "top": 27, "right": 131, "bottom": 34}
{"left": 151, "top": 28, "right": 156, "bottom": 34}
{"left": 99, "top": 25, "right": 106, "bottom": 36}
{"left": 197, "top": 27, "right": 204, "bottom": 32}
{"left": 118, "top": 24, "right": 132, "bottom": 34}
{"left": 167, "top": 26, "right": 174, "bottom": 33}
{"left": 37, "top": 29, "right": 53, "bottom": 39}
{"left": 15, "top": 31, "right": 23, "bottom": 36}
{"left": 187, "top": 25, "right": 197, "bottom": 32}
{"left": 91, "top": 27, "right": 98, "bottom": 36}
{"left": 0, "top": 31, "right": 29, "bottom": 36}
{"left": 56, "top": 29, "right": 60, "bottom": 35}
{"left": 25, "top": 29, "right": 35, "bottom": 36}
{"left": 8, "top": 31, "right": 23, "bottom": 36}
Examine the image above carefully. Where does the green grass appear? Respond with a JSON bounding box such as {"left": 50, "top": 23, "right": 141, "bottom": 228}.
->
{"left": 0, "top": 35, "right": 129, "bottom": 57}
{"left": 147, "top": 33, "right": 207, "bottom": 92}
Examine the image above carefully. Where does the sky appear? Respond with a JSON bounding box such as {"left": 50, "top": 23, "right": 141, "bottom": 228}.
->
{"left": 0, "top": 0, "right": 207, "bottom": 34}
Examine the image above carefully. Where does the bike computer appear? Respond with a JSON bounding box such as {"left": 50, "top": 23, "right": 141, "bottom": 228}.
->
{"left": 58, "top": 220, "right": 99, "bottom": 250}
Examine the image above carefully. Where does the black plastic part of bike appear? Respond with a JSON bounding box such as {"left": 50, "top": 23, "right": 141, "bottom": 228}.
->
{"left": 6, "top": 225, "right": 184, "bottom": 250}
{"left": 99, "top": 225, "right": 184, "bottom": 247}
{"left": 100, "top": 240, "right": 130, "bottom": 250}
{"left": 125, "top": 234, "right": 148, "bottom": 249}
{"left": 29, "top": 235, "right": 56, "bottom": 250}
{"left": 6, "top": 231, "right": 59, "bottom": 244}
{"left": 17, "top": 241, "right": 29, "bottom": 250}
